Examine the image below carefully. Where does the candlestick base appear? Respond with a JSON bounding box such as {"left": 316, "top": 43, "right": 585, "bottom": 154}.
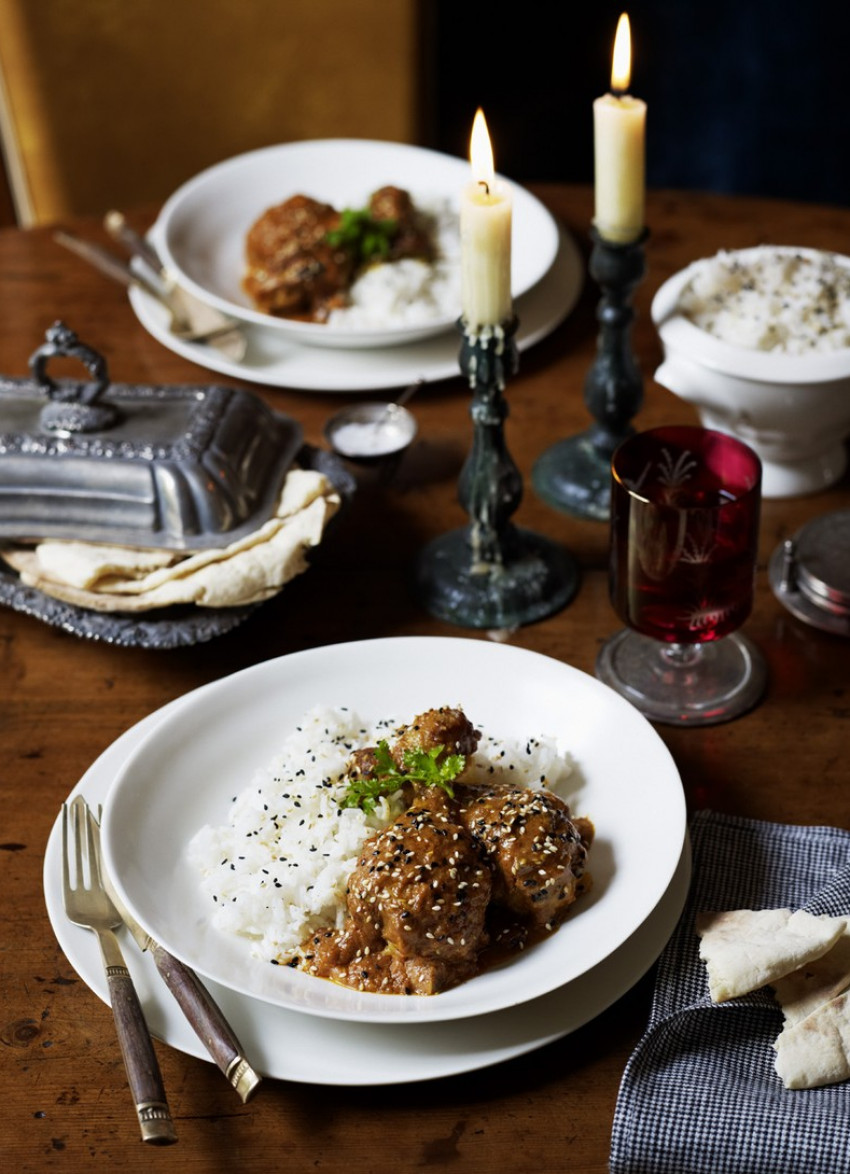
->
{"left": 416, "top": 316, "right": 579, "bottom": 630}
{"left": 532, "top": 227, "right": 648, "bottom": 520}
{"left": 416, "top": 523, "right": 579, "bottom": 630}
{"left": 532, "top": 426, "right": 617, "bottom": 522}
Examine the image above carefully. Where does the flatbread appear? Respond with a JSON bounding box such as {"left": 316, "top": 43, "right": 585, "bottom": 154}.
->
{"left": 1, "top": 468, "right": 340, "bottom": 611}
{"left": 772, "top": 926, "right": 850, "bottom": 1028}
{"left": 696, "top": 908, "right": 847, "bottom": 1003}
{"left": 774, "top": 990, "right": 850, "bottom": 1089}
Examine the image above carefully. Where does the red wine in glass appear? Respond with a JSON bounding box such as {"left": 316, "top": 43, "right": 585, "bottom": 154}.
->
{"left": 610, "top": 427, "right": 761, "bottom": 643}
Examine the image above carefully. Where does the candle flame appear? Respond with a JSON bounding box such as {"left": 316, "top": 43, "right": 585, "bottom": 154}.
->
{"left": 469, "top": 107, "right": 495, "bottom": 190}
{"left": 611, "top": 12, "right": 632, "bottom": 92}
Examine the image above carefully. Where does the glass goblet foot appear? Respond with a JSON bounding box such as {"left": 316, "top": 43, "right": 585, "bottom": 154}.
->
{"left": 596, "top": 629, "right": 767, "bottom": 726}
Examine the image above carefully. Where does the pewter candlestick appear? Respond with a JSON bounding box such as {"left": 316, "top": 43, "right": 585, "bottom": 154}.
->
{"left": 416, "top": 316, "right": 579, "bottom": 629}
{"left": 532, "top": 227, "right": 648, "bottom": 520}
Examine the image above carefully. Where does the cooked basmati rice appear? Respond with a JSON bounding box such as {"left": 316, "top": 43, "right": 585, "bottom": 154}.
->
{"left": 326, "top": 197, "right": 460, "bottom": 330}
{"left": 188, "top": 705, "right": 572, "bottom": 964}
{"left": 677, "top": 247, "right": 850, "bottom": 354}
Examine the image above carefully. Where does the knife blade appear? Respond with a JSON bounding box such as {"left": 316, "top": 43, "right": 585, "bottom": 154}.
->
{"left": 97, "top": 834, "right": 262, "bottom": 1103}
{"left": 54, "top": 230, "right": 247, "bottom": 361}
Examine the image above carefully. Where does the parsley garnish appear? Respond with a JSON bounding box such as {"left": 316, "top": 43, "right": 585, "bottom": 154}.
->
{"left": 341, "top": 740, "right": 465, "bottom": 813}
{"left": 325, "top": 208, "right": 398, "bottom": 265}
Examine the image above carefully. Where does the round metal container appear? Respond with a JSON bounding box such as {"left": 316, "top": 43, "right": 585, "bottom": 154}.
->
{"left": 769, "top": 509, "right": 850, "bottom": 636}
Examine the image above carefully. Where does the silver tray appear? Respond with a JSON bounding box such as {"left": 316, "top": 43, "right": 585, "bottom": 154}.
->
{"left": 0, "top": 568, "right": 258, "bottom": 648}
{"left": 0, "top": 445, "right": 354, "bottom": 649}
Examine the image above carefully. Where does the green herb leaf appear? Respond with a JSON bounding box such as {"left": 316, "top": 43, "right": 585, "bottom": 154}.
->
{"left": 325, "top": 208, "right": 397, "bottom": 265}
{"left": 340, "top": 740, "right": 465, "bottom": 813}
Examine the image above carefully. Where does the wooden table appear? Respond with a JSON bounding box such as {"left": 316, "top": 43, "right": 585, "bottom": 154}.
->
{"left": 2, "top": 186, "right": 848, "bottom": 1172}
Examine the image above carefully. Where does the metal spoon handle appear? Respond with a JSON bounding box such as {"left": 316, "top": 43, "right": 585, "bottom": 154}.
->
{"left": 395, "top": 377, "right": 425, "bottom": 408}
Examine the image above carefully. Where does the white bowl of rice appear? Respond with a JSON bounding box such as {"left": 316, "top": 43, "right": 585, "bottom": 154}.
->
{"left": 651, "top": 245, "right": 850, "bottom": 497}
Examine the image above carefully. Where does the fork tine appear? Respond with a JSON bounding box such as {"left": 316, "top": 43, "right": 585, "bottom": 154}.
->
{"left": 71, "top": 795, "right": 87, "bottom": 889}
{"left": 61, "top": 802, "right": 71, "bottom": 896}
{"left": 84, "top": 800, "right": 101, "bottom": 890}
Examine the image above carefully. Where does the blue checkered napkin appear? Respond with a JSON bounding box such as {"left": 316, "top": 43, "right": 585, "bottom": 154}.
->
{"left": 609, "top": 810, "right": 850, "bottom": 1174}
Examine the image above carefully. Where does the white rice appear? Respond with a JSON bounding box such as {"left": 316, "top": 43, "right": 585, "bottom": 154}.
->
{"left": 326, "top": 197, "right": 460, "bottom": 330}
{"left": 188, "top": 705, "right": 572, "bottom": 964}
{"left": 677, "top": 247, "right": 850, "bottom": 354}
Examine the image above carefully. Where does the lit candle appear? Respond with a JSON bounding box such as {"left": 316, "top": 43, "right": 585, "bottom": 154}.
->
{"left": 593, "top": 13, "right": 646, "bottom": 244}
{"left": 460, "top": 108, "right": 513, "bottom": 328}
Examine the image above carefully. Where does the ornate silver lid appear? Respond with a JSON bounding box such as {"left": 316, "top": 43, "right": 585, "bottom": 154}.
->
{"left": 769, "top": 509, "right": 850, "bottom": 636}
{"left": 0, "top": 323, "right": 302, "bottom": 550}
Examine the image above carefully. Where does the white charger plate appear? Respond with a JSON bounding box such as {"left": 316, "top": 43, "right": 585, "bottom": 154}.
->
{"left": 99, "top": 637, "right": 687, "bottom": 1025}
{"left": 130, "top": 224, "right": 582, "bottom": 391}
{"left": 156, "top": 139, "right": 560, "bottom": 349}
{"left": 45, "top": 688, "right": 691, "bottom": 1085}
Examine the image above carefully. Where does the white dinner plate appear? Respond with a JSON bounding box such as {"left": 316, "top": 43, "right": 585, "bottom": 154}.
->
{"left": 129, "top": 224, "right": 583, "bottom": 391}
{"left": 44, "top": 688, "right": 691, "bottom": 1085}
{"left": 99, "top": 637, "right": 687, "bottom": 1025}
{"left": 155, "top": 139, "right": 560, "bottom": 349}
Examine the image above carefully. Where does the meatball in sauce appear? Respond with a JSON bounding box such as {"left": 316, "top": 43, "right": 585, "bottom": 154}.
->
{"left": 301, "top": 796, "right": 492, "bottom": 995}
{"left": 242, "top": 186, "right": 434, "bottom": 322}
{"left": 290, "top": 707, "right": 593, "bottom": 996}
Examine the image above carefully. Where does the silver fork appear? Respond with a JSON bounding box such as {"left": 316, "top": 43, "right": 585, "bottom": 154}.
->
{"left": 62, "top": 796, "right": 177, "bottom": 1145}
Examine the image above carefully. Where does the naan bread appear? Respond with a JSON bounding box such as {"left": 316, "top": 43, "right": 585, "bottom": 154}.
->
{"left": 27, "top": 542, "right": 177, "bottom": 589}
{"left": 696, "top": 908, "right": 847, "bottom": 1003}
{"left": 772, "top": 926, "right": 850, "bottom": 1028}
{"left": 1, "top": 468, "right": 340, "bottom": 611}
{"left": 774, "top": 990, "right": 850, "bottom": 1089}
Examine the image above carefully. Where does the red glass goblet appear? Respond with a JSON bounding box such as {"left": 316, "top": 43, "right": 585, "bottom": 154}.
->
{"left": 596, "top": 426, "right": 767, "bottom": 725}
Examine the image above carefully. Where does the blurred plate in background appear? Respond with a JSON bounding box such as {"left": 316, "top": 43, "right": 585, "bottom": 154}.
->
{"left": 155, "top": 139, "right": 561, "bottom": 349}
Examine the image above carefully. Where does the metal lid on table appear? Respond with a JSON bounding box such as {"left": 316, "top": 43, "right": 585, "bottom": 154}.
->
{"left": 0, "top": 322, "right": 302, "bottom": 551}
{"left": 769, "top": 509, "right": 850, "bottom": 636}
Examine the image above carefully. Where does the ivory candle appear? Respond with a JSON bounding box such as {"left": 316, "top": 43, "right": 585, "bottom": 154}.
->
{"left": 460, "top": 108, "right": 513, "bottom": 328}
{"left": 593, "top": 13, "right": 646, "bottom": 244}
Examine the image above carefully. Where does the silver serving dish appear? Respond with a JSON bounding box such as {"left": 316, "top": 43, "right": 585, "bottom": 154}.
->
{"left": 0, "top": 322, "right": 302, "bottom": 551}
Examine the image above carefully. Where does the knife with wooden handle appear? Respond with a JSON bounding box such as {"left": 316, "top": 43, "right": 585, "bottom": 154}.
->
{"left": 53, "top": 230, "right": 247, "bottom": 359}
{"left": 55, "top": 229, "right": 167, "bottom": 302}
{"left": 97, "top": 827, "right": 262, "bottom": 1103}
{"left": 103, "top": 211, "right": 248, "bottom": 359}
{"left": 104, "top": 210, "right": 164, "bottom": 278}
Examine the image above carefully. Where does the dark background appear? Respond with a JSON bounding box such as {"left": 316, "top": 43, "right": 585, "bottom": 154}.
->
{"left": 426, "top": 0, "right": 849, "bottom": 206}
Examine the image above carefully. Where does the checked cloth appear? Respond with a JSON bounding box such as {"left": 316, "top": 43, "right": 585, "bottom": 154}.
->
{"left": 609, "top": 810, "right": 850, "bottom": 1174}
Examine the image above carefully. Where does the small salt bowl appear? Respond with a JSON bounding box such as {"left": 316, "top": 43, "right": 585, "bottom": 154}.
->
{"left": 651, "top": 245, "right": 850, "bottom": 498}
{"left": 324, "top": 401, "right": 418, "bottom": 466}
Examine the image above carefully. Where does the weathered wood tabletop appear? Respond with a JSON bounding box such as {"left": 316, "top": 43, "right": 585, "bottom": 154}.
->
{"left": 2, "top": 185, "right": 848, "bottom": 1172}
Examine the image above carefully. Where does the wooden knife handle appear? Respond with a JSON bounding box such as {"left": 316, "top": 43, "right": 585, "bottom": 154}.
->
{"left": 148, "top": 941, "right": 262, "bottom": 1102}
{"left": 104, "top": 210, "right": 164, "bottom": 277}
{"left": 102, "top": 947, "right": 177, "bottom": 1145}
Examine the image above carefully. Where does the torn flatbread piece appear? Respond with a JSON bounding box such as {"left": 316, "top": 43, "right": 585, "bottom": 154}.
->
{"left": 774, "top": 990, "right": 850, "bottom": 1089}
{"left": 0, "top": 469, "right": 339, "bottom": 612}
{"left": 696, "top": 908, "right": 847, "bottom": 1003}
{"left": 772, "top": 926, "right": 850, "bottom": 1028}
